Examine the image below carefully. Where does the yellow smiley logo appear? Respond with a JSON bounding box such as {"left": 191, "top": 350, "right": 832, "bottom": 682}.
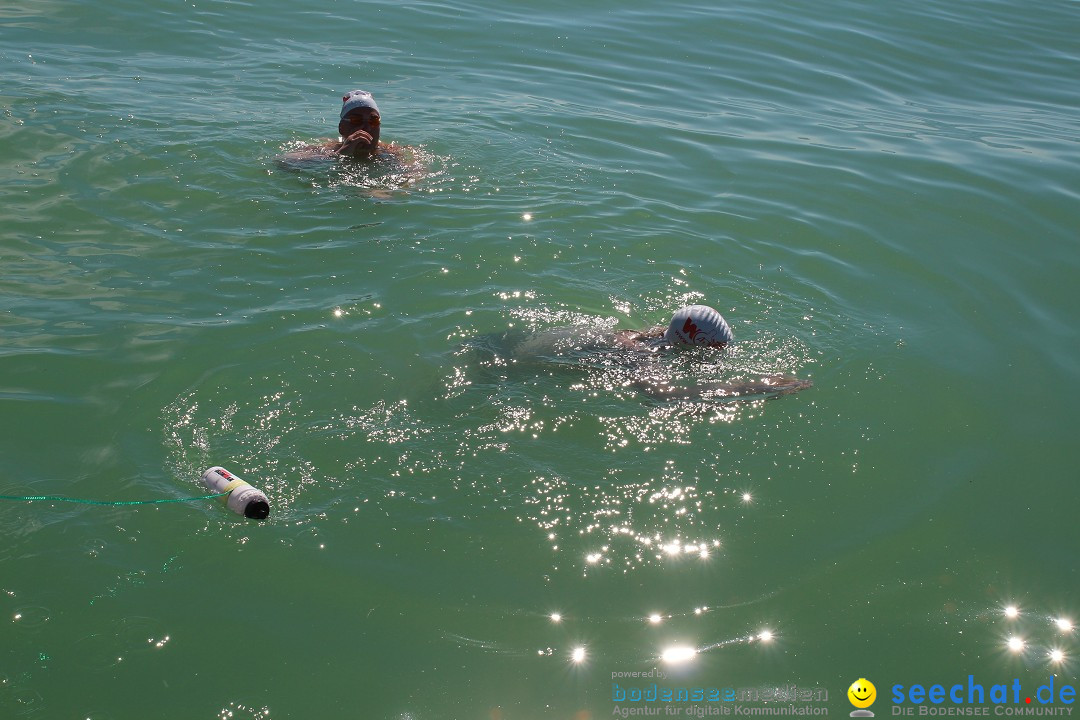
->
{"left": 848, "top": 678, "right": 877, "bottom": 709}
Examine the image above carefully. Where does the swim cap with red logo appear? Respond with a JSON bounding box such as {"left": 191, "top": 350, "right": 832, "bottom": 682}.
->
{"left": 664, "top": 305, "right": 733, "bottom": 346}
{"left": 340, "top": 89, "right": 380, "bottom": 118}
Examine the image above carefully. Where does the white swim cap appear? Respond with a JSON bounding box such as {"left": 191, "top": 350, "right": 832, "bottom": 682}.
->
{"left": 340, "top": 89, "right": 380, "bottom": 118}
{"left": 664, "top": 305, "right": 733, "bottom": 346}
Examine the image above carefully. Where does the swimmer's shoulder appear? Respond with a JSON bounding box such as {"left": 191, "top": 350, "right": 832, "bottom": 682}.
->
{"left": 379, "top": 141, "right": 425, "bottom": 165}
{"left": 377, "top": 142, "right": 429, "bottom": 182}
{"left": 278, "top": 140, "right": 343, "bottom": 166}
{"left": 379, "top": 141, "right": 405, "bottom": 158}
{"left": 614, "top": 327, "right": 666, "bottom": 351}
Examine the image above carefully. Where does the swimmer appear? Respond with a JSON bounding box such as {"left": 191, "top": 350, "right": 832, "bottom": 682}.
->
{"left": 625, "top": 304, "right": 811, "bottom": 400}
{"left": 488, "top": 305, "right": 812, "bottom": 403}
{"left": 280, "top": 89, "right": 416, "bottom": 164}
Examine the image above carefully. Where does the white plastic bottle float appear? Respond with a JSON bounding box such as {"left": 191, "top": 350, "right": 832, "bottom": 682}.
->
{"left": 201, "top": 467, "right": 270, "bottom": 520}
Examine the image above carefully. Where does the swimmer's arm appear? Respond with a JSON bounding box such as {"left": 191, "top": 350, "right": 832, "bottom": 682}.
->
{"left": 382, "top": 142, "right": 428, "bottom": 178}
{"left": 634, "top": 374, "right": 812, "bottom": 401}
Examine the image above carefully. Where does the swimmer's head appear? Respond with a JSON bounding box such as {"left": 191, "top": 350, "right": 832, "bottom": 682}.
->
{"left": 340, "top": 90, "right": 380, "bottom": 118}
{"left": 665, "top": 305, "right": 733, "bottom": 347}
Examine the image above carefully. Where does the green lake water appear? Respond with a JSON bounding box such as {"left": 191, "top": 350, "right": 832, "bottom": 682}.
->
{"left": 2, "top": 1, "right": 1079, "bottom": 717}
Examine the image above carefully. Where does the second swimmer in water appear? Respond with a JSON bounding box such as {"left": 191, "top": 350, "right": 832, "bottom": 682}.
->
{"left": 281, "top": 89, "right": 416, "bottom": 164}
{"left": 622, "top": 304, "right": 811, "bottom": 400}
{"left": 501, "top": 304, "right": 811, "bottom": 402}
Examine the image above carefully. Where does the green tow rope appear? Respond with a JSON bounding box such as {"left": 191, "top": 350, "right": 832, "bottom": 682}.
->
{"left": 0, "top": 492, "right": 229, "bottom": 506}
